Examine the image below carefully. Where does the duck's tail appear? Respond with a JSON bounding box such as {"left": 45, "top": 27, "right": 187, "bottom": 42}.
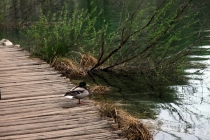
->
{"left": 64, "top": 92, "right": 74, "bottom": 99}
{"left": 64, "top": 95, "right": 74, "bottom": 99}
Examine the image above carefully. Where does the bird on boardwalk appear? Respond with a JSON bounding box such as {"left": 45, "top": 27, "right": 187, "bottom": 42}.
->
{"left": 64, "top": 82, "right": 89, "bottom": 104}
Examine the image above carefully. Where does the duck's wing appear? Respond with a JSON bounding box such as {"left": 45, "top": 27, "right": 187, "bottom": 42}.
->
{"left": 70, "top": 87, "right": 86, "bottom": 92}
{"left": 64, "top": 87, "right": 84, "bottom": 97}
{"left": 64, "top": 91, "right": 80, "bottom": 99}
{"left": 74, "top": 90, "right": 89, "bottom": 99}
{"left": 64, "top": 90, "right": 80, "bottom": 97}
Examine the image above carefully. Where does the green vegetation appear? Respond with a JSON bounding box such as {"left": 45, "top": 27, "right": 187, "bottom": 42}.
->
{"left": 22, "top": 3, "right": 105, "bottom": 63}
{"left": 22, "top": 1, "right": 205, "bottom": 81}
{"left": 20, "top": 1, "right": 209, "bottom": 106}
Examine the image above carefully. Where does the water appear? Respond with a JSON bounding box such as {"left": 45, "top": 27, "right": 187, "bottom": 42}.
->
{"left": 154, "top": 47, "right": 210, "bottom": 139}
{"left": 88, "top": 48, "right": 210, "bottom": 139}
{"left": 84, "top": 46, "right": 210, "bottom": 139}
{"left": 1, "top": 0, "right": 210, "bottom": 139}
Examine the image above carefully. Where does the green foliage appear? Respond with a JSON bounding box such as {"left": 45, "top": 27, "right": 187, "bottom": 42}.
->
{"left": 22, "top": 3, "right": 105, "bottom": 63}
{"left": 22, "top": 1, "right": 204, "bottom": 83}
{"left": 89, "top": 0, "right": 201, "bottom": 80}
{"left": 0, "top": 0, "right": 8, "bottom": 23}
{"left": 0, "top": 15, "right": 3, "bottom": 23}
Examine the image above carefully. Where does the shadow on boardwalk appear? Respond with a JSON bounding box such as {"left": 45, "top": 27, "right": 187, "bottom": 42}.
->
{"left": 0, "top": 39, "right": 123, "bottom": 140}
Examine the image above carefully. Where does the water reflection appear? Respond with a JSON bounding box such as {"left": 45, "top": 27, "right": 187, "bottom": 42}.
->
{"left": 154, "top": 46, "right": 210, "bottom": 140}
{"left": 83, "top": 46, "right": 210, "bottom": 140}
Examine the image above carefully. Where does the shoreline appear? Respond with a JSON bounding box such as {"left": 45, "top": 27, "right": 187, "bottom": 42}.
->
{"left": 0, "top": 38, "right": 154, "bottom": 140}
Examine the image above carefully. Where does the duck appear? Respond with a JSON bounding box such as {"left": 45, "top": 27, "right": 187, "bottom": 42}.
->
{"left": 64, "top": 82, "right": 89, "bottom": 104}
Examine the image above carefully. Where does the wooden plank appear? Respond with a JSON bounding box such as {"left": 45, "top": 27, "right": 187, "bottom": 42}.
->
{"left": 0, "top": 61, "right": 46, "bottom": 67}
{"left": 0, "top": 127, "right": 112, "bottom": 140}
{"left": 0, "top": 72, "right": 64, "bottom": 79}
{"left": 0, "top": 94, "right": 64, "bottom": 102}
{"left": 0, "top": 68, "right": 56, "bottom": 75}
{"left": 0, "top": 71, "right": 59, "bottom": 78}
{"left": 45, "top": 132, "right": 120, "bottom": 140}
{"left": 0, "top": 79, "right": 68, "bottom": 87}
{"left": 0, "top": 47, "right": 28, "bottom": 52}
{"left": 0, "top": 111, "right": 99, "bottom": 127}
{"left": 0, "top": 64, "right": 52, "bottom": 71}
{"left": 1, "top": 86, "right": 68, "bottom": 94}
{"left": 0, "top": 71, "right": 58, "bottom": 77}
{"left": 0, "top": 105, "right": 97, "bottom": 121}
{"left": 1, "top": 85, "right": 70, "bottom": 94}
{"left": 0, "top": 100, "right": 94, "bottom": 116}
{"left": 0, "top": 74, "right": 68, "bottom": 84}
{"left": 0, "top": 120, "right": 109, "bottom": 135}
{"left": 0, "top": 97, "right": 92, "bottom": 110}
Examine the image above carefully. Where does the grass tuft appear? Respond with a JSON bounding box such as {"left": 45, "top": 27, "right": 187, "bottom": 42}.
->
{"left": 95, "top": 102, "right": 153, "bottom": 140}
{"left": 52, "top": 57, "right": 86, "bottom": 78}
{"left": 80, "top": 54, "right": 97, "bottom": 69}
{"left": 51, "top": 53, "right": 98, "bottom": 78}
{"left": 90, "top": 85, "right": 111, "bottom": 94}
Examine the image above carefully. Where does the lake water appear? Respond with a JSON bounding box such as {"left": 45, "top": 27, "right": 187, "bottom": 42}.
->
{"left": 1, "top": 0, "right": 210, "bottom": 139}
{"left": 154, "top": 48, "right": 210, "bottom": 140}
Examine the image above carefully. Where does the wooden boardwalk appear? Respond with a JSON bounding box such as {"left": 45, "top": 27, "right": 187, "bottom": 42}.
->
{"left": 0, "top": 40, "right": 122, "bottom": 140}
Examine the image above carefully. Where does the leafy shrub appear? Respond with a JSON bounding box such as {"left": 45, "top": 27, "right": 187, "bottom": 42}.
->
{"left": 22, "top": 3, "right": 105, "bottom": 63}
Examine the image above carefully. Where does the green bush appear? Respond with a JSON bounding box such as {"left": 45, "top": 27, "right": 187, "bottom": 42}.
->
{"left": 22, "top": 3, "right": 105, "bottom": 63}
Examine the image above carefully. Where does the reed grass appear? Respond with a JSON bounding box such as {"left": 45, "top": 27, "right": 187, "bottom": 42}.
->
{"left": 95, "top": 102, "right": 153, "bottom": 140}
{"left": 80, "top": 54, "right": 97, "bottom": 69}
{"left": 90, "top": 85, "right": 111, "bottom": 94}
{"left": 52, "top": 53, "right": 98, "bottom": 78}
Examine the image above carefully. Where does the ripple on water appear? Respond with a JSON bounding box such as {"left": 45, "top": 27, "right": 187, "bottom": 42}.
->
{"left": 154, "top": 104, "right": 210, "bottom": 140}
{"left": 154, "top": 54, "right": 210, "bottom": 140}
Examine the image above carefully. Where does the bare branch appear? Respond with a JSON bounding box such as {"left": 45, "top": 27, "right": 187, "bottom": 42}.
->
{"left": 96, "top": 30, "right": 105, "bottom": 65}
